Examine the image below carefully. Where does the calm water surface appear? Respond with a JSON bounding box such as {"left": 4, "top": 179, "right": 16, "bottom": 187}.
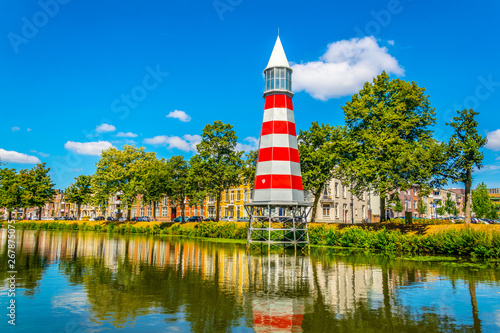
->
{"left": 1, "top": 229, "right": 500, "bottom": 332}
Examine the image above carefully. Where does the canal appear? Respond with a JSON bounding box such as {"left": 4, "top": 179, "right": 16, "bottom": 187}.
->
{"left": 1, "top": 229, "right": 500, "bottom": 332}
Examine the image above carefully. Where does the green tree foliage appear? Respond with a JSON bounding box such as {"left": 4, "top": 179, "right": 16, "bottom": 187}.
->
{"left": 298, "top": 122, "right": 349, "bottom": 222}
{"left": 391, "top": 195, "right": 404, "bottom": 218}
{"left": 418, "top": 198, "right": 427, "bottom": 217}
{"left": 21, "top": 163, "right": 56, "bottom": 220}
{"left": 190, "top": 121, "right": 243, "bottom": 221}
{"left": 132, "top": 157, "right": 169, "bottom": 220}
{"left": 64, "top": 175, "right": 93, "bottom": 220}
{"left": 342, "top": 71, "right": 437, "bottom": 221}
{"left": 439, "top": 109, "right": 487, "bottom": 224}
{"left": 444, "top": 192, "right": 458, "bottom": 216}
{"left": 0, "top": 168, "right": 22, "bottom": 219}
{"left": 472, "top": 182, "right": 493, "bottom": 219}
{"left": 242, "top": 150, "right": 258, "bottom": 187}
{"left": 92, "top": 145, "right": 155, "bottom": 220}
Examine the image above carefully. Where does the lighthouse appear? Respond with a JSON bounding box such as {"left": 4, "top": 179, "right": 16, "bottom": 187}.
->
{"left": 252, "top": 36, "right": 306, "bottom": 204}
{"left": 246, "top": 37, "right": 311, "bottom": 249}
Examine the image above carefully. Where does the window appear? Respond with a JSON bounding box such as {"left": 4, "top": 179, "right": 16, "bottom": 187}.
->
{"left": 362, "top": 206, "right": 366, "bottom": 219}
{"left": 323, "top": 204, "right": 330, "bottom": 217}
{"left": 231, "top": 190, "right": 235, "bottom": 202}
{"left": 335, "top": 183, "right": 339, "bottom": 197}
{"left": 140, "top": 208, "right": 144, "bottom": 216}
{"left": 237, "top": 206, "right": 240, "bottom": 218}
{"left": 132, "top": 210, "right": 137, "bottom": 218}
{"left": 244, "top": 189, "right": 248, "bottom": 202}
{"left": 162, "top": 207, "right": 168, "bottom": 217}
{"left": 147, "top": 207, "right": 152, "bottom": 217}
{"left": 433, "top": 191, "right": 440, "bottom": 196}
{"left": 225, "top": 191, "right": 229, "bottom": 202}
{"left": 237, "top": 190, "right": 241, "bottom": 201}
{"left": 343, "top": 186, "right": 347, "bottom": 198}
{"left": 414, "top": 188, "right": 418, "bottom": 196}
{"left": 155, "top": 207, "right": 159, "bottom": 217}
{"left": 162, "top": 197, "right": 168, "bottom": 206}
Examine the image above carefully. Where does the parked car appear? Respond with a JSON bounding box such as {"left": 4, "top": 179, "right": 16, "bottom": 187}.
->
{"left": 203, "top": 217, "right": 216, "bottom": 222}
{"left": 141, "top": 216, "right": 152, "bottom": 222}
{"left": 173, "top": 216, "right": 187, "bottom": 223}
{"left": 219, "top": 216, "right": 234, "bottom": 222}
{"left": 130, "top": 217, "right": 138, "bottom": 222}
{"left": 107, "top": 216, "right": 115, "bottom": 221}
{"left": 237, "top": 217, "right": 249, "bottom": 222}
{"left": 118, "top": 217, "right": 127, "bottom": 222}
{"left": 187, "top": 216, "right": 202, "bottom": 222}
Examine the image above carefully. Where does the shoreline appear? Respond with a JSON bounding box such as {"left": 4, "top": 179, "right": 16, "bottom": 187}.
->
{"left": 4, "top": 220, "right": 500, "bottom": 262}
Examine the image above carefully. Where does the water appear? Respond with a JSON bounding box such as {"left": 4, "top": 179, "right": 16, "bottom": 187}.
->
{"left": 1, "top": 229, "right": 500, "bottom": 332}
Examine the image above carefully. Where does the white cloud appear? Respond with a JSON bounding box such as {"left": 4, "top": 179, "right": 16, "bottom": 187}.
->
{"left": 27, "top": 128, "right": 32, "bottom": 132}
{"left": 0, "top": 149, "right": 40, "bottom": 164}
{"left": 475, "top": 164, "right": 500, "bottom": 174}
{"left": 291, "top": 36, "right": 404, "bottom": 100}
{"left": 116, "top": 132, "right": 138, "bottom": 138}
{"left": 11, "top": 126, "right": 20, "bottom": 132}
{"left": 237, "top": 137, "right": 259, "bottom": 152}
{"left": 388, "top": 40, "right": 395, "bottom": 46}
{"left": 486, "top": 129, "right": 500, "bottom": 151}
{"left": 95, "top": 123, "right": 116, "bottom": 133}
{"left": 64, "top": 141, "right": 113, "bottom": 156}
{"left": 166, "top": 110, "right": 191, "bottom": 122}
{"left": 144, "top": 134, "right": 201, "bottom": 152}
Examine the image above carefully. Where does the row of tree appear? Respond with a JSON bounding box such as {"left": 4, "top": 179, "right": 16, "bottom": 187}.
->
{"left": 297, "top": 71, "right": 488, "bottom": 224}
{"left": 1, "top": 72, "right": 493, "bottom": 223}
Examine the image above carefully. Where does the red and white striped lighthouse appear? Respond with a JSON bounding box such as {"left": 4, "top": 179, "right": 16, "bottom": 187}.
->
{"left": 253, "top": 36, "right": 305, "bottom": 204}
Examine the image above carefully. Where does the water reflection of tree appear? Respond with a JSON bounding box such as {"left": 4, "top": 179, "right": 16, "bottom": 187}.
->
{"left": 2, "top": 230, "right": 498, "bottom": 332}
{"left": 0, "top": 230, "right": 48, "bottom": 295}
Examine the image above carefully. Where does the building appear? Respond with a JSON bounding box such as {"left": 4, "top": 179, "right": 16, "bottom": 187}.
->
{"left": 311, "top": 178, "right": 380, "bottom": 223}
{"left": 211, "top": 184, "right": 252, "bottom": 219}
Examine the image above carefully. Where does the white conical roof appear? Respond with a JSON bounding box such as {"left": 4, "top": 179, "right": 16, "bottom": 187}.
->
{"left": 265, "top": 36, "right": 290, "bottom": 69}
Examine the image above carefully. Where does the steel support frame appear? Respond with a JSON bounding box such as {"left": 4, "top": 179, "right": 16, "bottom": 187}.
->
{"left": 245, "top": 203, "right": 311, "bottom": 250}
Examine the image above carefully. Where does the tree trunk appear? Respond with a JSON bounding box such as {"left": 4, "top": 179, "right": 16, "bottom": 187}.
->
{"left": 152, "top": 201, "right": 156, "bottom": 220}
{"left": 380, "top": 194, "right": 386, "bottom": 222}
{"left": 38, "top": 206, "right": 42, "bottom": 220}
{"left": 7, "top": 210, "right": 12, "bottom": 220}
{"left": 468, "top": 280, "right": 481, "bottom": 333}
{"left": 216, "top": 192, "right": 221, "bottom": 222}
{"left": 77, "top": 203, "right": 81, "bottom": 220}
{"left": 181, "top": 196, "right": 186, "bottom": 222}
{"left": 23, "top": 207, "right": 27, "bottom": 220}
{"left": 464, "top": 169, "right": 472, "bottom": 224}
{"left": 311, "top": 189, "right": 321, "bottom": 223}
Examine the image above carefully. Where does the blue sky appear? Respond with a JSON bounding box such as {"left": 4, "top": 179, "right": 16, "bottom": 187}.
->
{"left": 1, "top": 0, "right": 499, "bottom": 189}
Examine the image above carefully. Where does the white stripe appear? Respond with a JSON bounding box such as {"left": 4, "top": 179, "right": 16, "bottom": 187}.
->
{"left": 259, "top": 134, "right": 298, "bottom": 149}
{"left": 263, "top": 108, "right": 295, "bottom": 122}
{"left": 256, "top": 161, "right": 301, "bottom": 176}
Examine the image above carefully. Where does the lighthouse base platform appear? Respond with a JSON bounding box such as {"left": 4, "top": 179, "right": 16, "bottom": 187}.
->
{"left": 245, "top": 202, "right": 311, "bottom": 250}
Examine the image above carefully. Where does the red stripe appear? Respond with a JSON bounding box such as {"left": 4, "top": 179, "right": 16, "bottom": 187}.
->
{"left": 254, "top": 174, "right": 303, "bottom": 190}
{"left": 260, "top": 121, "right": 296, "bottom": 136}
{"left": 264, "top": 94, "right": 293, "bottom": 110}
{"left": 291, "top": 175, "right": 303, "bottom": 190}
{"left": 257, "top": 147, "right": 300, "bottom": 162}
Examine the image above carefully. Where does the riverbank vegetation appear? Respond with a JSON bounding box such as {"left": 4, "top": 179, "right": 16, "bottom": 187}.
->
{"left": 7, "top": 220, "right": 500, "bottom": 259}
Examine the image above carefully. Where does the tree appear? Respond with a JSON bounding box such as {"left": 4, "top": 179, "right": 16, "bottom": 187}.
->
{"left": 165, "top": 156, "right": 190, "bottom": 221}
{"left": 439, "top": 109, "right": 487, "bottom": 224}
{"left": 190, "top": 121, "right": 243, "bottom": 221}
{"left": 472, "top": 182, "right": 492, "bottom": 218}
{"left": 488, "top": 204, "right": 499, "bottom": 220}
{"left": 20, "top": 163, "right": 56, "bottom": 220}
{"left": 65, "top": 175, "right": 93, "bottom": 220}
{"left": 391, "top": 196, "right": 404, "bottom": 218}
{"left": 444, "top": 192, "right": 458, "bottom": 217}
{"left": 418, "top": 198, "right": 427, "bottom": 217}
{"left": 0, "top": 168, "right": 22, "bottom": 220}
{"left": 92, "top": 145, "right": 155, "bottom": 220}
{"left": 132, "top": 157, "right": 169, "bottom": 220}
{"left": 298, "top": 122, "right": 350, "bottom": 222}
{"left": 241, "top": 150, "right": 258, "bottom": 187}
{"left": 342, "top": 71, "right": 437, "bottom": 222}
{"left": 436, "top": 206, "right": 445, "bottom": 217}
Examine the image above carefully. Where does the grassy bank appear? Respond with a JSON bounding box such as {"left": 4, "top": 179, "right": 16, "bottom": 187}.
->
{"left": 6, "top": 220, "right": 500, "bottom": 259}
